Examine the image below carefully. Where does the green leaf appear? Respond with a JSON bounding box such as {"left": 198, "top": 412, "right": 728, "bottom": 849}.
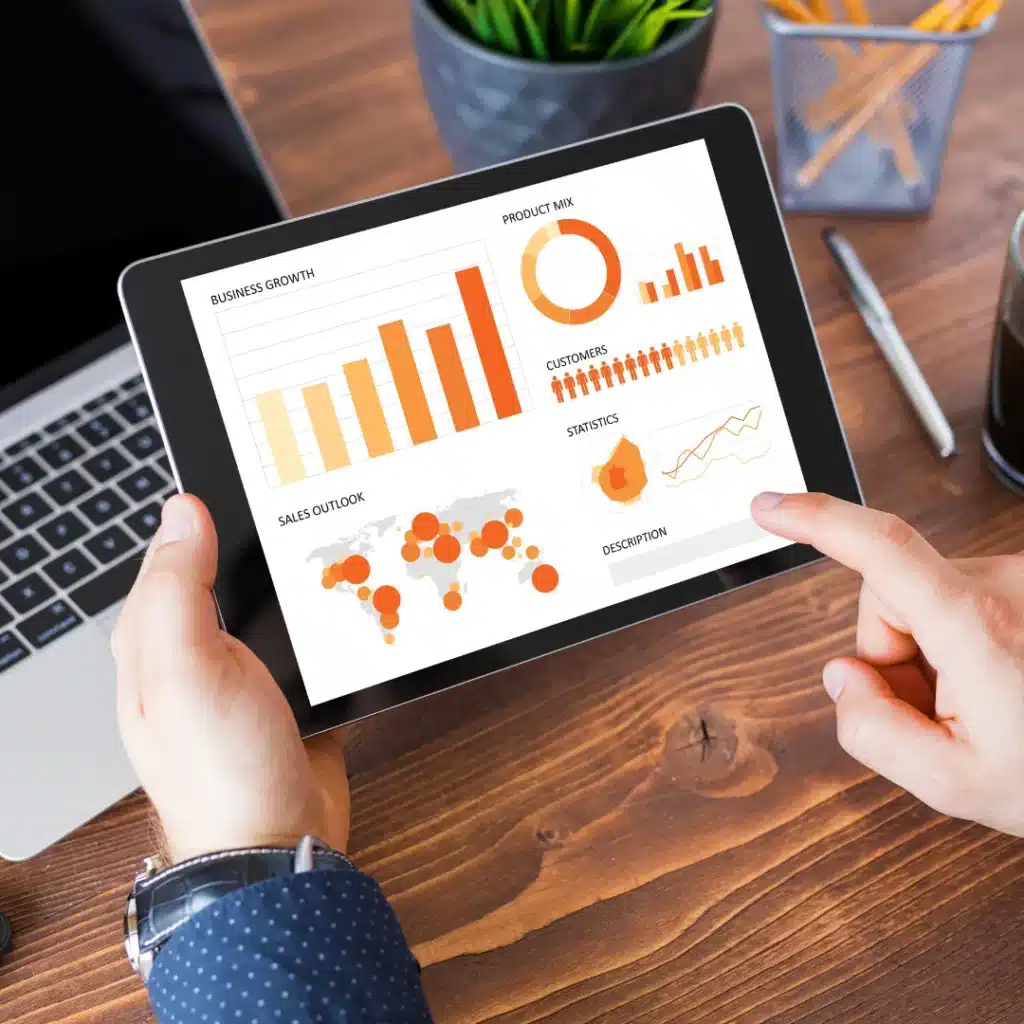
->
{"left": 581, "top": 0, "right": 613, "bottom": 42}
{"left": 565, "top": 0, "right": 582, "bottom": 43}
{"left": 473, "top": 1, "right": 497, "bottom": 44}
{"left": 603, "top": 0, "right": 659, "bottom": 59}
{"left": 485, "top": 0, "right": 522, "bottom": 53}
{"left": 513, "top": 0, "right": 550, "bottom": 58}
{"left": 439, "top": 0, "right": 479, "bottom": 31}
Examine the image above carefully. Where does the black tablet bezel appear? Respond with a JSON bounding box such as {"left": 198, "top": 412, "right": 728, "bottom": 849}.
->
{"left": 119, "top": 104, "right": 861, "bottom": 735}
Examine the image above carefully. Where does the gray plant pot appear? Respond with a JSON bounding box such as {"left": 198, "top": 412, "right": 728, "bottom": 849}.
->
{"left": 411, "top": 1, "right": 718, "bottom": 172}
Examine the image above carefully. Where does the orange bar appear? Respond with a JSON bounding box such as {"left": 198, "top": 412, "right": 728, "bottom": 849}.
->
{"left": 427, "top": 324, "right": 479, "bottom": 432}
{"left": 644, "top": 282, "right": 659, "bottom": 303}
{"left": 664, "top": 268, "right": 681, "bottom": 298}
{"left": 255, "top": 390, "right": 305, "bottom": 484}
{"left": 699, "top": 245, "right": 725, "bottom": 286}
{"left": 455, "top": 266, "right": 521, "bottom": 420}
{"left": 638, "top": 281, "right": 652, "bottom": 304}
{"left": 343, "top": 358, "right": 394, "bottom": 458}
{"left": 302, "top": 382, "right": 349, "bottom": 471}
{"left": 378, "top": 320, "right": 436, "bottom": 445}
{"left": 675, "top": 243, "right": 703, "bottom": 291}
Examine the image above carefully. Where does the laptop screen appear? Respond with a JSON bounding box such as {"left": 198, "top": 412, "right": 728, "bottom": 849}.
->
{"left": 0, "top": 0, "right": 281, "bottom": 386}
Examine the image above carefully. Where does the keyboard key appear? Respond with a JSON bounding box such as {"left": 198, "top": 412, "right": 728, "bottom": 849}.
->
{"left": 0, "top": 630, "right": 29, "bottom": 672}
{"left": 43, "top": 468, "right": 92, "bottom": 506}
{"left": 121, "top": 374, "right": 144, "bottom": 392}
{"left": 0, "top": 535, "right": 48, "bottom": 575}
{"left": 19, "top": 599, "right": 82, "bottom": 649}
{"left": 4, "top": 433, "right": 42, "bottom": 458}
{"left": 114, "top": 393, "right": 153, "bottom": 425}
{"left": 78, "top": 488, "right": 128, "bottom": 526}
{"left": 38, "top": 510, "right": 88, "bottom": 551}
{"left": 2, "top": 572, "right": 54, "bottom": 615}
{"left": 2, "top": 491, "right": 53, "bottom": 530}
{"left": 124, "top": 502, "right": 161, "bottom": 541}
{"left": 43, "top": 410, "right": 81, "bottom": 435}
{"left": 83, "top": 390, "right": 120, "bottom": 413}
{"left": 71, "top": 553, "right": 139, "bottom": 615}
{"left": 0, "top": 456, "right": 46, "bottom": 493}
{"left": 117, "top": 465, "right": 166, "bottom": 503}
{"left": 38, "top": 434, "right": 85, "bottom": 470}
{"left": 156, "top": 455, "right": 171, "bottom": 476}
{"left": 0, "top": 521, "right": 12, "bottom": 546}
{"left": 85, "top": 524, "right": 135, "bottom": 564}
{"left": 43, "top": 548, "right": 96, "bottom": 588}
{"left": 78, "top": 413, "right": 124, "bottom": 447}
{"left": 82, "top": 446, "right": 131, "bottom": 483}
{"left": 122, "top": 425, "right": 163, "bottom": 460}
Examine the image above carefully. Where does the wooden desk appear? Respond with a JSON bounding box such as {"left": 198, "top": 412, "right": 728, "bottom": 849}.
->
{"left": 2, "top": 2, "right": 1023, "bottom": 1021}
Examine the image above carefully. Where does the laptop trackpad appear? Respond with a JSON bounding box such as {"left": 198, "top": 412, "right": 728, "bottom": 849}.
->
{"left": 0, "top": 609, "right": 137, "bottom": 861}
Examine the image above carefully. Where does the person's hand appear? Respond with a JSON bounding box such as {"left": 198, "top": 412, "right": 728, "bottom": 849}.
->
{"left": 112, "top": 494, "right": 350, "bottom": 863}
{"left": 752, "top": 491, "right": 1024, "bottom": 837}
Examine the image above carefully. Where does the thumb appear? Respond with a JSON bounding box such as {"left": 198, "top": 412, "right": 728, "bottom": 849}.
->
{"left": 116, "top": 495, "right": 220, "bottom": 657}
{"left": 823, "top": 657, "right": 966, "bottom": 816}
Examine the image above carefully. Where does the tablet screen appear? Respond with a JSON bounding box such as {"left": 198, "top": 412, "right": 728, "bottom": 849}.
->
{"left": 180, "top": 138, "right": 808, "bottom": 706}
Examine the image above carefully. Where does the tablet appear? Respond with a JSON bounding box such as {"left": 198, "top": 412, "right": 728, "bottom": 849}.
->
{"left": 119, "top": 104, "right": 860, "bottom": 735}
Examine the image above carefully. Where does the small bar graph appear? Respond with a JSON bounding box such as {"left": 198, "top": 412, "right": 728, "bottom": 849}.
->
{"left": 257, "top": 391, "right": 306, "bottom": 484}
{"left": 637, "top": 239, "right": 726, "bottom": 306}
{"left": 344, "top": 359, "right": 395, "bottom": 459}
{"left": 302, "top": 383, "right": 350, "bottom": 471}
{"left": 228, "top": 244, "right": 529, "bottom": 487}
{"left": 427, "top": 324, "right": 479, "bottom": 432}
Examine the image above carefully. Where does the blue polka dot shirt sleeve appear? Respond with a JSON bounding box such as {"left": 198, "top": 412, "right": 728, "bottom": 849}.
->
{"left": 147, "top": 867, "right": 433, "bottom": 1023}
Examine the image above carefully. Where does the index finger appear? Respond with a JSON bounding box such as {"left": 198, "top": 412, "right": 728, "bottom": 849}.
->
{"left": 751, "top": 492, "right": 964, "bottom": 644}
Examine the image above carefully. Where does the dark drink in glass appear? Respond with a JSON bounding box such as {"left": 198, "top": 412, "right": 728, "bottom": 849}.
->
{"left": 983, "top": 211, "right": 1024, "bottom": 494}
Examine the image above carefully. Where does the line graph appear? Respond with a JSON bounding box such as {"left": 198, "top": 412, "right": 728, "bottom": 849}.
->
{"left": 659, "top": 404, "right": 771, "bottom": 485}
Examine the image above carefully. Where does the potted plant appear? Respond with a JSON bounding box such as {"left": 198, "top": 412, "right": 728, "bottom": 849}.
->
{"left": 412, "top": 0, "right": 717, "bottom": 172}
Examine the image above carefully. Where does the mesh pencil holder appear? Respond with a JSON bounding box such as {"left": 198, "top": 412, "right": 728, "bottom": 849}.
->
{"left": 763, "top": 11, "right": 995, "bottom": 216}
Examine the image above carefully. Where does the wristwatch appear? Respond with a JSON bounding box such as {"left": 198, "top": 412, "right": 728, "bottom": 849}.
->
{"left": 123, "top": 834, "right": 352, "bottom": 981}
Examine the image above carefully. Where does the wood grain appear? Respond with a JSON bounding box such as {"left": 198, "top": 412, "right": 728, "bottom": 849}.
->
{"left": 2, "top": 1, "right": 1023, "bottom": 1021}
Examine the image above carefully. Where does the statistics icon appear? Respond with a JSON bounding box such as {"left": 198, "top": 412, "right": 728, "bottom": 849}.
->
{"left": 521, "top": 219, "right": 622, "bottom": 325}
{"left": 592, "top": 437, "right": 648, "bottom": 504}
{"left": 659, "top": 404, "right": 771, "bottom": 486}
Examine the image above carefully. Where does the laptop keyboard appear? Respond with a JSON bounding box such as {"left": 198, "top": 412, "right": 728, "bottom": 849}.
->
{"left": 0, "top": 374, "right": 174, "bottom": 673}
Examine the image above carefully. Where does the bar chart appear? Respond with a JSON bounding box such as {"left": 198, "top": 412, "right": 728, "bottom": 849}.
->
{"left": 212, "top": 242, "right": 530, "bottom": 487}
{"left": 638, "top": 240, "right": 726, "bottom": 305}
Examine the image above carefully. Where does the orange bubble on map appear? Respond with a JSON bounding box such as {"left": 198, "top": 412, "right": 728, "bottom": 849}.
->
{"left": 443, "top": 591, "right": 463, "bottom": 611}
{"left": 469, "top": 537, "right": 488, "bottom": 557}
{"left": 504, "top": 508, "right": 523, "bottom": 528}
{"left": 339, "top": 554, "right": 371, "bottom": 584}
{"left": 593, "top": 437, "right": 648, "bottom": 504}
{"left": 481, "top": 519, "right": 509, "bottom": 549}
{"left": 412, "top": 512, "right": 439, "bottom": 541}
{"left": 512, "top": 536, "right": 522, "bottom": 548}
{"left": 452, "top": 521, "right": 463, "bottom": 532}
{"left": 449, "top": 582, "right": 460, "bottom": 592}
{"left": 502, "top": 546, "right": 515, "bottom": 560}
{"left": 321, "top": 567, "right": 336, "bottom": 589}
{"left": 356, "top": 586, "right": 371, "bottom": 601}
{"left": 438, "top": 522, "right": 451, "bottom": 536}
{"left": 525, "top": 544, "right": 539, "bottom": 559}
{"left": 433, "top": 533, "right": 461, "bottom": 564}
{"left": 401, "top": 543, "right": 420, "bottom": 563}
{"left": 384, "top": 634, "right": 396, "bottom": 645}
{"left": 380, "top": 612, "right": 399, "bottom": 629}
{"left": 372, "top": 585, "right": 401, "bottom": 615}
{"left": 404, "top": 530, "right": 417, "bottom": 544}
{"left": 532, "top": 564, "right": 559, "bottom": 593}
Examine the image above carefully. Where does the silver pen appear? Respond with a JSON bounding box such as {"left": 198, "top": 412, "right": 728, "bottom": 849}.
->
{"left": 823, "top": 228, "right": 957, "bottom": 459}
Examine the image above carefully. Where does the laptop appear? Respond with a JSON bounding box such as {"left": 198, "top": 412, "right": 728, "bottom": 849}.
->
{"left": 0, "top": 0, "right": 283, "bottom": 860}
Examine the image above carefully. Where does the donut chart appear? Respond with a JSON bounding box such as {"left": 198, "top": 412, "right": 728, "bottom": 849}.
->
{"left": 521, "top": 218, "right": 622, "bottom": 325}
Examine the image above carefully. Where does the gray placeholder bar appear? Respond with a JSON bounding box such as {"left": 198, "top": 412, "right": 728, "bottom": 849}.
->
{"left": 609, "top": 518, "right": 771, "bottom": 587}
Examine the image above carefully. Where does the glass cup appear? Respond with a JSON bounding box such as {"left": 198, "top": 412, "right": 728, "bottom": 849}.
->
{"left": 983, "top": 211, "right": 1024, "bottom": 494}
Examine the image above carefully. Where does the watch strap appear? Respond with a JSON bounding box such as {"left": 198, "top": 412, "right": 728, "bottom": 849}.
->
{"left": 134, "top": 845, "right": 352, "bottom": 956}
